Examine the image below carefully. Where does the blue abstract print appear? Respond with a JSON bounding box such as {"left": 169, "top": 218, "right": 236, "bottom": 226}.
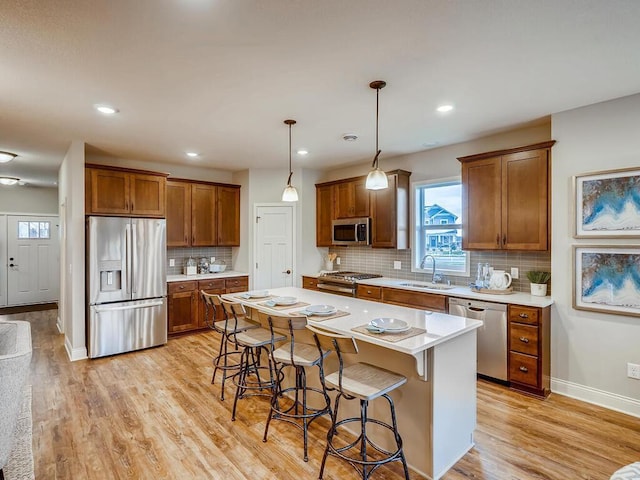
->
{"left": 581, "top": 253, "right": 640, "bottom": 307}
{"left": 582, "top": 174, "right": 640, "bottom": 231}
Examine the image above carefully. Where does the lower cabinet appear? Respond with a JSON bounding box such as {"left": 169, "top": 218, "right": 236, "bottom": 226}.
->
{"left": 168, "top": 276, "right": 249, "bottom": 335}
{"left": 302, "top": 276, "right": 320, "bottom": 291}
{"left": 382, "top": 287, "right": 447, "bottom": 313}
{"left": 507, "top": 304, "right": 550, "bottom": 397}
{"left": 356, "top": 285, "right": 382, "bottom": 302}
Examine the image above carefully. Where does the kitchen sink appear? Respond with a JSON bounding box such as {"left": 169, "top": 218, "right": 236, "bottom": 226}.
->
{"left": 398, "top": 282, "right": 455, "bottom": 291}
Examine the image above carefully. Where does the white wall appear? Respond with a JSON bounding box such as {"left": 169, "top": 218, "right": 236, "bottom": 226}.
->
{"left": 58, "top": 140, "right": 87, "bottom": 361}
{"left": 0, "top": 186, "right": 58, "bottom": 214}
{"left": 551, "top": 94, "right": 640, "bottom": 416}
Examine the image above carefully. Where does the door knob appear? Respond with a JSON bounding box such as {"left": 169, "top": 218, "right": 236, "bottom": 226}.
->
{"left": 283, "top": 269, "right": 292, "bottom": 274}
{"left": 9, "top": 263, "right": 18, "bottom": 267}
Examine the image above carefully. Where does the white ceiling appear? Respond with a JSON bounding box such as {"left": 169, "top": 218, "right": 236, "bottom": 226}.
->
{"left": 1, "top": 0, "right": 640, "bottom": 187}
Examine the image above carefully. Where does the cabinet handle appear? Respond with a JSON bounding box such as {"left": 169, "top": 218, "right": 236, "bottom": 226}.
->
{"left": 503, "top": 234, "right": 506, "bottom": 245}
{"left": 367, "top": 290, "right": 372, "bottom": 294}
{"left": 519, "top": 313, "right": 529, "bottom": 319}
{"left": 496, "top": 234, "right": 500, "bottom": 246}
{"left": 179, "top": 285, "right": 185, "bottom": 289}
{"left": 519, "top": 336, "right": 529, "bottom": 343}
{"left": 519, "top": 366, "right": 528, "bottom": 372}
{"left": 131, "top": 203, "right": 134, "bottom": 211}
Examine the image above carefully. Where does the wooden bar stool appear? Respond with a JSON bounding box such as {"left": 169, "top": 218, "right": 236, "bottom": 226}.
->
{"left": 261, "top": 312, "right": 332, "bottom": 462}
{"left": 201, "top": 292, "right": 258, "bottom": 401}
{"left": 307, "top": 325, "right": 410, "bottom": 480}
{"left": 222, "top": 299, "right": 286, "bottom": 422}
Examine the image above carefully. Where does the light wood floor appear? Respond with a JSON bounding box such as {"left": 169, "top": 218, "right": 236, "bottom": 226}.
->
{"left": 6, "top": 309, "right": 639, "bottom": 479}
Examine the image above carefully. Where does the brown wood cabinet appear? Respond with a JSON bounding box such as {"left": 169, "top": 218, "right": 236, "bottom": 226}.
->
{"left": 334, "top": 179, "right": 369, "bottom": 219}
{"left": 356, "top": 284, "right": 382, "bottom": 302}
{"left": 302, "top": 276, "right": 320, "bottom": 291}
{"left": 85, "top": 165, "right": 167, "bottom": 217}
{"left": 166, "top": 179, "right": 241, "bottom": 247}
{"left": 316, "top": 185, "right": 335, "bottom": 247}
{"left": 381, "top": 286, "right": 447, "bottom": 313}
{"left": 507, "top": 304, "right": 550, "bottom": 397}
{"left": 370, "top": 170, "right": 410, "bottom": 249}
{"left": 459, "top": 141, "right": 555, "bottom": 251}
{"left": 315, "top": 169, "right": 411, "bottom": 248}
{"left": 168, "top": 275, "right": 249, "bottom": 335}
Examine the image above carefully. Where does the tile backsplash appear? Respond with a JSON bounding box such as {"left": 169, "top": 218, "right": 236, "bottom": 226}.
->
{"left": 328, "top": 247, "right": 551, "bottom": 293}
{"left": 167, "top": 247, "right": 233, "bottom": 275}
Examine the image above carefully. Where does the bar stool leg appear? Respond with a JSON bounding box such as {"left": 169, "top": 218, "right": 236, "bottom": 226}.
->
{"left": 385, "top": 394, "right": 410, "bottom": 479}
{"left": 319, "top": 393, "right": 342, "bottom": 479}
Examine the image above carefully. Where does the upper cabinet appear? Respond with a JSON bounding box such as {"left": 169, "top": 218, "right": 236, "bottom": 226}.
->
{"left": 167, "top": 179, "right": 241, "bottom": 248}
{"left": 315, "top": 170, "right": 411, "bottom": 249}
{"left": 459, "top": 141, "right": 555, "bottom": 251}
{"left": 334, "top": 178, "right": 369, "bottom": 218}
{"left": 316, "top": 184, "right": 335, "bottom": 247}
{"left": 85, "top": 165, "right": 167, "bottom": 217}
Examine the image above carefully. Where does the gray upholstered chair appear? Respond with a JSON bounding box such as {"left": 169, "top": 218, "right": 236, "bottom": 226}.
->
{"left": 0, "top": 320, "right": 32, "bottom": 480}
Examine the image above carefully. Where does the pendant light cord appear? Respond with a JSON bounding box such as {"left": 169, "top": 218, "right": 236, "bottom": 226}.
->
{"left": 371, "top": 84, "right": 382, "bottom": 168}
{"left": 287, "top": 121, "right": 293, "bottom": 186}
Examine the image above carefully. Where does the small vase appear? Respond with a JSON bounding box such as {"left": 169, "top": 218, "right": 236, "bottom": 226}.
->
{"left": 530, "top": 283, "right": 547, "bottom": 297}
{"left": 324, "top": 260, "right": 334, "bottom": 271}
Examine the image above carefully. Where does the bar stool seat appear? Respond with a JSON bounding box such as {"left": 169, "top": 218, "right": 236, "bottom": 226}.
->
{"left": 308, "top": 325, "right": 410, "bottom": 480}
{"left": 272, "top": 343, "right": 324, "bottom": 367}
{"left": 213, "top": 317, "right": 257, "bottom": 334}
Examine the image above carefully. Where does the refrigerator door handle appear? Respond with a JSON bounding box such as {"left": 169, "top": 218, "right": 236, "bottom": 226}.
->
{"left": 132, "top": 221, "right": 138, "bottom": 294}
{"left": 94, "top": 300, "right": 164, "bottom": 313}
{"left": 125, "top": 222, "right": 132, "bottom": 295}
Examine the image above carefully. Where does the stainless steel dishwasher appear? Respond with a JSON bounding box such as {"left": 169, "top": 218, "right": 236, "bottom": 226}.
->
{"left": 448, "top": 297, "right": 508, "bottom": 382}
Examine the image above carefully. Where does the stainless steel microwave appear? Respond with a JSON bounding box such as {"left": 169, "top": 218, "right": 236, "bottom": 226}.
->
{"left": 332, "top": 217, "right": 371, "bottom": 245}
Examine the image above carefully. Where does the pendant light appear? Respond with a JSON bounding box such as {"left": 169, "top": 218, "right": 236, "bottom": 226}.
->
{"left": 0, "top": 176, "right": 20, "bottom": 186}
{"left": 365, "top": 80, "right": 389, "bottom": 190}
{"left": 282, "top": 119, "right": 299, "bottom": 202}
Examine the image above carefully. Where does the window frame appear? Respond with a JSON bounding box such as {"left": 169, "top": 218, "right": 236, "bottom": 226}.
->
{"left": 411, "top": 177, "right": 470, "bottom": 277}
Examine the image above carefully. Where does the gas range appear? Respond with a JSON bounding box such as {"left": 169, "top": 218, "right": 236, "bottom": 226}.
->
{"left": 317, "top": 271, "right": 382, "bottom": 296}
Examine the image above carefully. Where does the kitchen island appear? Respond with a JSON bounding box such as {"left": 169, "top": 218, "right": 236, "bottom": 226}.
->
{"left": 225, "top": 287, "right": 482, "bottom": 479}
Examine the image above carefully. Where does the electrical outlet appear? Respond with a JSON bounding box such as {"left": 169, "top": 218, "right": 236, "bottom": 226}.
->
{"left": 210, "top": 257, "right": 215, "bottom": 263}
{"left": 169, "top": 259, "right": 175, "bottom": 267}
{"left": 336, "top": 257, "right": 341, "bottom": 265}
{"left": 628, "top": 363, "right": 640, "bottom": 379}
{"left": 511, "top": 267, "right": 519, "bottom": 279}
{"left": 393, "top": 261, "right": 402, "bottom": 270}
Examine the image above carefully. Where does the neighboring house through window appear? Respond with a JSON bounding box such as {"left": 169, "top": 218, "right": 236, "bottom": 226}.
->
{"left": 412, "top": 179, "right": 469, "bottom": 277}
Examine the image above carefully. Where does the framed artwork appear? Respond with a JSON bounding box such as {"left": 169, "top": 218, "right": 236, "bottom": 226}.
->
{"left": 574, "top": 167, "right": 640, "bottom": 238}
{"left": 573, "top": 245, "right": 640, "bottom": 317}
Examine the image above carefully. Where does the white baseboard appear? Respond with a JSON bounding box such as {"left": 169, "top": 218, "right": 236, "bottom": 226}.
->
{"left": 551, "top": 377, "right": 640, "bottom": 418}
{"left": 64, "top": 336, "right": 88, "bottom": 362}
{"left": 56, "top": 316, "right": 63, "bottom": 334}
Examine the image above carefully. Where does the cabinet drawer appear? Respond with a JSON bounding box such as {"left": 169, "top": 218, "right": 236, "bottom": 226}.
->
{"left": 508, "top": 305, "right": 539, "bottom": 325}
{"left": 509, "top": 352, "right": 538, "bottom": 387}
{"left": 357, "top": 285, "right": 382, "bottom": 301}
{"left": 225, "top": 276, "right": 248, "bottom": 291}
{"left": 198, "top": 279, "right": 225, "bottom": 291}
{"left": 509, "top": 323, "right": 539, "bottom": 356}
{"left": 382, "top": 287, "right": 446, "bottom": 312}
{"left": 168, "top": 281, "right": 197, "bottom": 294}
{"left": 303, "top": 276, "right": 319, "bottom": 290}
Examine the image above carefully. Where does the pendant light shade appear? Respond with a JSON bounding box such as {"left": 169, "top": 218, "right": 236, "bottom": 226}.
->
{"left": 365, "top": 80, "right": 389, "bottom": 190}
{"left": 0, "top": 177, "right": 19, "bottom": 186}
{"left": 282, "top": 119, "right": 299, "bottom": 202}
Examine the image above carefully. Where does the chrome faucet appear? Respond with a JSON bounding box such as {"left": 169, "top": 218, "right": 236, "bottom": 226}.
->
{"left": 420, "top": 254, "right": 438, "bottom": 283}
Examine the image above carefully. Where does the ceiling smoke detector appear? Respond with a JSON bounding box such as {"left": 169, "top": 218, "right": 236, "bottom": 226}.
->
{"left": 342, "top": 133, "right": 358, "bottom": 142}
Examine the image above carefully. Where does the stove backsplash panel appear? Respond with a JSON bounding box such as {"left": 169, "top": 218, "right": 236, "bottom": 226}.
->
{"left": 328, "top": 247, "right": 551, "bottom": 293}
{"left": 167, "top": 247, "right": 233, "bottom": 275}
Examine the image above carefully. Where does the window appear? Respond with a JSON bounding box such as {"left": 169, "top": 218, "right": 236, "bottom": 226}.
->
{"left": 412, "top": 179, "right": 469, "bottom": 276}
{"left": 18, "top": 221, "right": 50, "bottom": 239}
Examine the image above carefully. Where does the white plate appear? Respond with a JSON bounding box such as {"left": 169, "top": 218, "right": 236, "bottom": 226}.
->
{"left": 306, "top": 304, "right": 337, "bottom": 316}
{"left": 272, "top": 296, "right": 297, "bottom": 306}
{"left": 366, "top": 324, "right": 411, "bottom": 334}
{"left": 245, "top": 290, "right": 270, "bottom": 298}
{"left": 370, "top": 318, "right": 408, "bottom": 331}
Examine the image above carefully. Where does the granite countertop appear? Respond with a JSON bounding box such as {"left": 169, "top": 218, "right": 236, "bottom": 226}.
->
{"left": 167, "top": 270, "right": 249, "bottom": 283}
{"left": 357, "top": 277, "right": 554, "bottom": 308}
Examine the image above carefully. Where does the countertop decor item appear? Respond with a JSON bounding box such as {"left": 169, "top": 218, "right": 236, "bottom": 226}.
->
{"left": 281, "top": 119, "right": 299, "bottom": 202}
{"left": 526, "top": 270, "right": 550, "bottom": 297}
{"left": 365, "top": 80, "right": 389, "bottom": 190}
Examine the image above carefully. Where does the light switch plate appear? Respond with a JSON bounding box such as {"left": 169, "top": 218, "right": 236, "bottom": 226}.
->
{"left": 169, "top": 259, "right": 175, "bottom": 267}
{"left": 393, "top": 261, "right": 402, "bottom": 270}
{"left": 336, "top": 257, "right": 341, "bottom": 265}
{"left": 511, "top": 267, "right": 519, "bottom": 279}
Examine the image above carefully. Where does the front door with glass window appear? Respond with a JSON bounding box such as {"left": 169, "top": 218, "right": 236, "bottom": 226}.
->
{"left": 7, "top": 215, "right": 60, "bottom": 306}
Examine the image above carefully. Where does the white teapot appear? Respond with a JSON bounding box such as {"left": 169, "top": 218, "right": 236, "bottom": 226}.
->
{"left": 489, "top": 270, "right": 512, "bottom": 290}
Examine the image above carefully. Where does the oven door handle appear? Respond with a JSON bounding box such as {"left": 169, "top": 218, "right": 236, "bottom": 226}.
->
{"left": 317, "top": 283, "right": 355, "bottom": 295}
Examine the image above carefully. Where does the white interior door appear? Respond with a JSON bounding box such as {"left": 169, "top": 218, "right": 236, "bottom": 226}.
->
{"left": 7, "top": 215, "right": 60, "bottom": 306}
{"left": 254, "top": 205, "right": 294, "bottom": 290}
{"left": 0, "top": 215, "right": 6, "bottom": 307}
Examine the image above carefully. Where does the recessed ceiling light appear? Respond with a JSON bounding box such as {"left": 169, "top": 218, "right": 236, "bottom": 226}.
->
{"left": 94, "top": 104, "right": 119, "bottom": 115}
{"left": 422, "top": 142, "right": 439, "bottom": 148}
{"left": 297, "top": 149, "right": 308, "bottom": 155}
{"left": 0, "top": 177, "right": 20, "bottom": 186}
{"left": 436, "top": 104, "right": 454, "bottom": 113}
{"left": 0, "top": 151, "right": 17, "bottom": 163}
{"left": 186, "top": 152, "right": 199, "bottom": 158}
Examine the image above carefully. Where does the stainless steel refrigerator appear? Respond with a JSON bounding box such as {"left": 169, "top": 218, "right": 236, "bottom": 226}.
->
{"left": 87, "top": 216, "right": 167, "bottom": 358}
